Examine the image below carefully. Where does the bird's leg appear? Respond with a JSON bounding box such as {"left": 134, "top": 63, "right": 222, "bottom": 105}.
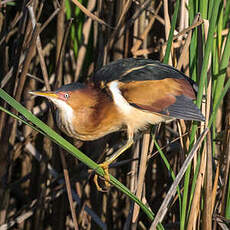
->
{"left": 94, "top": 137, "right": 134, "bottom": 191}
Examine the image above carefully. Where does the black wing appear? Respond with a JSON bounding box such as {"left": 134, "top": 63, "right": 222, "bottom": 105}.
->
{"left": 93, "top": 58, "right": 196, "bottom": 90}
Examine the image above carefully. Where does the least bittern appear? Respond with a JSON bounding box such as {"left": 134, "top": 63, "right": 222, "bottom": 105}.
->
{"left": 30, "top": 58, "right": 205, "bottom": 190}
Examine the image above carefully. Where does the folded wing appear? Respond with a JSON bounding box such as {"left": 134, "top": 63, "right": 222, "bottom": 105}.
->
{"left": 118, "top": 78, "right": 205, "bottom": 121}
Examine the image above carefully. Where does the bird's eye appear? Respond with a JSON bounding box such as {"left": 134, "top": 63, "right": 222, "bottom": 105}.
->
{"left": 64, "top": 93, "right": 69, "bottom": 99}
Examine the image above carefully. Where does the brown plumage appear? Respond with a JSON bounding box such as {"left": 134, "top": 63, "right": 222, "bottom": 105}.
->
{"left": 30, "top": 58, "right": 205, "bottom": 190}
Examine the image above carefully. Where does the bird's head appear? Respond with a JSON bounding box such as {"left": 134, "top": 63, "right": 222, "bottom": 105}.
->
{"left": 30, "top": 82, "right": 97, "bottom": 114}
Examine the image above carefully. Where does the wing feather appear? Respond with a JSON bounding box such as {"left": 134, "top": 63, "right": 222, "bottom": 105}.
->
{"left": 93, "top": 58, "right": 187, "bottom": 83}
{"left": 93, "top": 58, "right": 198, "bottom": 95}
{"left": 117, "top": 78, "right": 205, "bottom": 121}
{"left": 93, "top": 58, "right": 204, "bottom": 122}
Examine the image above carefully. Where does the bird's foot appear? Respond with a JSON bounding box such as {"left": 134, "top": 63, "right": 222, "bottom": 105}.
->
{"left": 94, "top": 162, "right": 110, "bottom": 192}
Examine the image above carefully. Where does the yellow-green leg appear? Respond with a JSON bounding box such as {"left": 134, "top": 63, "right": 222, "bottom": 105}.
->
{"left": 94, "top": 137, "right": 134, "bottom": 191}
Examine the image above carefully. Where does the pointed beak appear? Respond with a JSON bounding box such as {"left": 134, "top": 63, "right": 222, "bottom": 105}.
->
{"left": 29, "top": 91, "right": 59, "bottom": 99}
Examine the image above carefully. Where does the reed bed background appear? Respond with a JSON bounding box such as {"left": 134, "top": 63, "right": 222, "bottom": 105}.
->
{"left": 0, "top": 0, "right": 229, "bottom": 229}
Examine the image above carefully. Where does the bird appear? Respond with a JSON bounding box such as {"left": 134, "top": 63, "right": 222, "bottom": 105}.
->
{"left": 30, "top": 58, "right": 205, "bottom": 191}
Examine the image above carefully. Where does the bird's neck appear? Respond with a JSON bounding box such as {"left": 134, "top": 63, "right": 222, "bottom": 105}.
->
{"left": 71, "top": 89, "right": 123, "bottom": 141}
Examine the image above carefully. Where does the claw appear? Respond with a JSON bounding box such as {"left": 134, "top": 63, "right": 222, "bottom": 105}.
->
{"left": 93, "top": 162, "right": 110, "bottom": 192}
{"left": 93, "top": 137, "right": 134, "bottom": 191}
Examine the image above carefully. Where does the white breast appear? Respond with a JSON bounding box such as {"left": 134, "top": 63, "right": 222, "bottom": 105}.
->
{"left": 51, "top": 98, "right": 77, "bottom": 137}
{"left": 108, "top": 81, "right": 133, "bottom": 115}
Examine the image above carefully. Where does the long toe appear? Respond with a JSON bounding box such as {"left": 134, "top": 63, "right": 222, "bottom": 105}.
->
{"left": 100, "top": 162, "right": 110, "bottom": 182}
{"left": 93, "top": 162, "right": 111, "bottom": 192}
